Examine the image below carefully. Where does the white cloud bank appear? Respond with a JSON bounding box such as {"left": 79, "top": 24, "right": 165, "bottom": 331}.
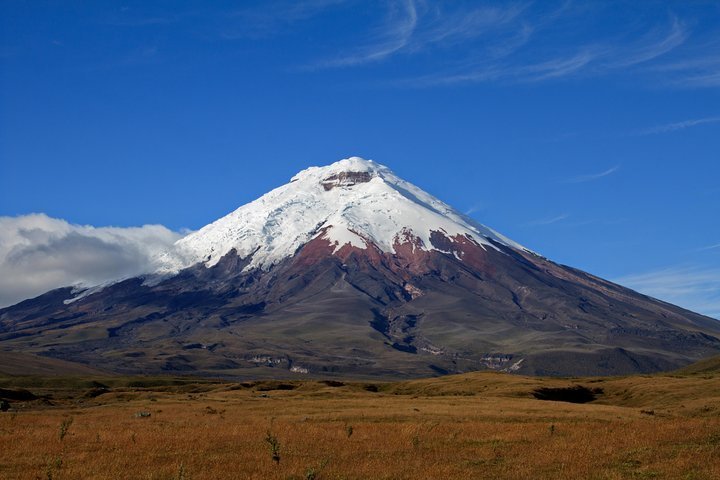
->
{"left": 0, "top": 214, "right": 185, "bottom": 308}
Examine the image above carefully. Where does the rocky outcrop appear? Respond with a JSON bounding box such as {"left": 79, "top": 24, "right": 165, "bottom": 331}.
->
{"left": 321, "top": 171, "right": 374, "bottom": 190}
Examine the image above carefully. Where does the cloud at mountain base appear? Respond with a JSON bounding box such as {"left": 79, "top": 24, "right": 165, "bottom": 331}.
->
{"left": 0, "top": 214, "right": 184, "bottom": 308}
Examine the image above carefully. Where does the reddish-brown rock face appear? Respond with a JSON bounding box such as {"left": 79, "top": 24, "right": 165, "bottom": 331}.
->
{"left": 295, "top": 227, "right": 493, "bottom": 279}
{"left": 292, "top": 228, "right": 337, "bottom": 267}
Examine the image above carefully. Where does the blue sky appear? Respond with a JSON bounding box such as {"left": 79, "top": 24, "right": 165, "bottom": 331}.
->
{"left": 1, "top": 1, "right": 719, "bottom": 317}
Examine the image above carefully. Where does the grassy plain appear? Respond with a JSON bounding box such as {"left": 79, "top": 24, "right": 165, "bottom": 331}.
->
{"left": 1, "top": 364, "right": 719, "bottom": 479}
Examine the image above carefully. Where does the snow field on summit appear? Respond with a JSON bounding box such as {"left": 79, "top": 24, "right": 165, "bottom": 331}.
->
{"left": 165, "top": 157, "right": 526, "bottom": 272}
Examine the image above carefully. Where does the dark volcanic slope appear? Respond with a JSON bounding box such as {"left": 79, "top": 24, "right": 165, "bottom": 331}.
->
{"left": 2, "top": 233, "right": 719, "bottom": 378}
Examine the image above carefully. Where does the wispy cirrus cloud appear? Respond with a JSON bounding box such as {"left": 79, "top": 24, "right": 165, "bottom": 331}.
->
{"left": 310, "top": 0, "right": 418, "bottom": 67}
{"left": 299, "top": 1, "right": 717, "bottom": 89}
{"left": 650, "top": 49, "right": 720, "bottom": 88}
{"left": 379, "top": 5, "right": 692, "bottom": 86}
{"left": 633, "top": 116, "right": 720, "bottom": 136}
{"left": 464, "top": 203, "right": 485, "bottom": 216}
{"left": 517, "top": 50, "right": 598, "bottom": 82}
{"left": 409, "top": 2, "right": 529, "bottom": 51}
{"left": 221, "top": 0, "right": 348, "bottom": 39}
{"left": 615, "top": 265, "right": 720, "bottom": 319}
{"left": 391, "top": 48, "right": 599, "bottom": 87}
{"left": 104, "top": 15, "right": 180, "bottom": 27}
{"left": 92, "top": 1, "right": 717, "bottom": 89}
{"left": 605, "top": 16, "right": 688, "bottom": 69}
{"left": 563, "top": 165, "right": 620, "bottom": 184}
{"left": 525, "top": 213, "right": 569, "bottom": 227}
{"left": 443, "top": 15, "right": 688, "bottom": 86}
{"left": 309, "top": 1, "right": 533, "bottom": 69}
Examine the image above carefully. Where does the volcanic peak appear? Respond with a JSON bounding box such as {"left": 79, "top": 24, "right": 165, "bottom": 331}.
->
{"left": 160, "top": 157, "right": 525, "bottom": 274}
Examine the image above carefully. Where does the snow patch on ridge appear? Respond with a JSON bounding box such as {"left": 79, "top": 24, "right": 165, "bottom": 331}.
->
{"left": 322, "top": 225, "right": 367, "bottom": 252}
{"left": 63, "top": 280, "right": 120, "bottom": 304}
{"left": 158, "top": 157, "right": 528, "bottom": 273}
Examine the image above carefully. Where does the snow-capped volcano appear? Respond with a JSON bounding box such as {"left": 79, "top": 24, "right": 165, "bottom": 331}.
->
{"left": 3, "top": 156, "right": 720, "bottom": 379}
{"left": 163, "top": 157, "right": 525, "bottom": 272}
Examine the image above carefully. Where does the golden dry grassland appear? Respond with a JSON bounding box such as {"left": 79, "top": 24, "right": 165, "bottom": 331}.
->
{"left": 1, "top": 370, "right": 719, "bottom": 479}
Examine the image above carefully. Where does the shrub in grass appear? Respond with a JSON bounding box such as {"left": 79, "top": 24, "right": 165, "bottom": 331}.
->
{"left": 59, "top": 417, "right": 73, "bottom": 441}
{"left": 265, "top": 431, "right": 281, "bottom": 464}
